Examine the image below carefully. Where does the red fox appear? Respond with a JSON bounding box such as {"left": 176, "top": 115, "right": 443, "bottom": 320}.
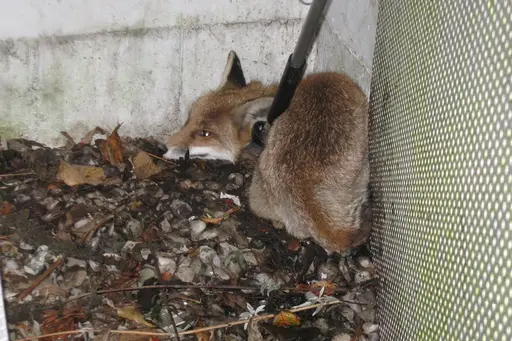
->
{"left": 165, "top": 51, "right": 371, "bottom": 252}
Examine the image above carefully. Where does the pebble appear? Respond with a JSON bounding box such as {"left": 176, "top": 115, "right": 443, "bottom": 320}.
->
{"left": 205, "top": 181, "right": 223, "bottom": 191}
{"left": 198, "top": 246, "right": 222, "bottom": 268}
{"left": 88, "top": 260, "right": 101, "bottom": 272}
{"left": 157, "top": 256, "right": 177, "bottom": 274}
{"left": 317, "top": 261, "right": 340, "bottom": 281}
{"left": 242, "top": 251, "right": 259, "bottom": 267}
{"left": 126, "top": 219, "right": 143, "bottom": 237}
{"left": 163, "top": 210, "right": 174, "bottom": 221}
{"left": 228, "top": 173, "right": 244, "bottom": 186}
{"left": 358, "top": 256, "right": 373, "bottom": 268}
{"left": 66, "top": 258, "right": 87, "bottom": 268}
{"left": 170, "top": 199, "right": 192, "bottom": 218}
{"left": 354, "top": 270, "right": 372, "bottom": 284}
{"left": 331, "top": 334, "right": 351, "bottom": 341}
{"left": 200, "top": 229, "right": 221, "bottom": 240}
{"left": 363, "top": 323, "right": 379, "bottom": 334}
{"left": 338, "top": 259, "right": 352, "bottom": 283}
{"left": 359, "top": 308, "right": 376, "bottom": 322}
{"left": 342, "top": 292, "right": 362, "bottom": 313}
{"left": 367, "top": 333, "right": 380, "bottom": 341}
{"left": 160, "top": 218, "right": 172, "bottom": 233}
{"left": 223, "top": 251, "right": 247, "bottom": 279}
{"left": 31, "top": 188, "right": 47, "bottom": 201}
{"left": 190, "top": 220, "right": 207, "bottom": 240}
{"left": 24, "top": 246, "right": 49, "bottom": 276}
{"left": 340, "top": 306, "right": 355, "bottom": 321}
{"left": 313, "top": 318, "right": 330, "bottom": 334}
{"left": 42, "top": 197, "right": 60, "bottom": 211}
{"left": 218, "top": 242, "right": 240, "bottom": 258}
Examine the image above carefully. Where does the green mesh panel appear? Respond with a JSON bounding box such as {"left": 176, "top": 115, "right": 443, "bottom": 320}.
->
{"left": 368, "top": 1, "right": 511, "bottom": 340}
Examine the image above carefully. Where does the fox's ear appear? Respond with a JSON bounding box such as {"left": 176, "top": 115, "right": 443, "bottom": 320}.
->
{"left": 219, "top": 51, "right": 247, "bottom": 91}
{"left": 232, "top": 97, "right": 274, "bottom": 129}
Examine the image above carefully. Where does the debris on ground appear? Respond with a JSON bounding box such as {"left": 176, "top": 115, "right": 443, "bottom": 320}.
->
{"left": 0, "top": 126, "right": 379, "bottom": 341}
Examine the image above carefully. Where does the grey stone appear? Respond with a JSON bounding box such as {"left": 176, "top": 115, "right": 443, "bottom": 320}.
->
{"left": 170, "top": 199, "right": 192, "bottom": 218}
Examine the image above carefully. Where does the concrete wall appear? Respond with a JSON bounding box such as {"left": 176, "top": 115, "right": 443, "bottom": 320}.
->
{"left": 0, "top": 0, "right": 379, "bottom": 147}
{"left": 313, "top": 0, "right": 379, "bottom": 94}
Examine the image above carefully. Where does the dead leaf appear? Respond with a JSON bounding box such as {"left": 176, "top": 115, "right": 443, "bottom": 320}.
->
{"left": 161, "top": 272, "right": 172, "bottom": 281}
{"left": 287, "top": 239, "right": 301, "bottom": 252}
{"left": 41, "top": 307, "right": 86, "bottom": 341}
{"left": 200, "top": 207, "right": 240, "bottom": 224}
{"left": 129, "top": 201, "right": 145, "bottom": 212}
{"left": 0, "top": 201, "right": 15, "bottom": 216}
{"left": 132, "top": 151, "right": 161, "bottom": 179}
{"left": 223, "top": 293, "right": 247, "bottom": 310}
{"left": 37, "top": 284, "right": 68, "bottom": 300}
{"left": 57, "top": 160, "right": 106, "bottom": 186}
{"left": 296, "top": 280, "right": 338, "bottom": 296}
{"left": 247, "top": 319, "right": 264, "bottom": 341}
{"left": 195, "top": 320, "right": 213, "bottom": 341}
{"left": 46, "top": 183, "right": 61, "bottom": 190}
{"left": 117, "top": 306, "right": 155, "bottom": 327}
{"left": 101, "top": 123, "right": 124, "bottom": 165}
{"left": 81, "top": 126, "right": 107, "bottom": 145}
{"left": 272, "top": 310, "right": 301, "bottom": 327}
{"left": 73, "top": 214, "right": 114, "bottom": 244}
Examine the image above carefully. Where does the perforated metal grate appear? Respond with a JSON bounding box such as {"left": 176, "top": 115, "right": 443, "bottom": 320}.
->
{"left": 368, "top": 1, "right": 511, "bottom": 340}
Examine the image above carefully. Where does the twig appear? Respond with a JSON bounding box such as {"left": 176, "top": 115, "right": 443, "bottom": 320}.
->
{"left": 17, "top": 256, "right": 64, "bottom": 302}
{"left": 62, "top": 281, "right": 368, "bottom": 306}
{"left": 13, "top": 301, "right": 343, "bottom": 341}
{"left": 146, "top": 152, "right": 173, "bottom": 164}
{"left": 0, "top": 171, "right": 35, "bottom": 178}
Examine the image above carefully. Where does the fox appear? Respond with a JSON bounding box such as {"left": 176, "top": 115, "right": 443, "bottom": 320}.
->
{"left": 164, "top": 51, "right": 371, "bottom": 252}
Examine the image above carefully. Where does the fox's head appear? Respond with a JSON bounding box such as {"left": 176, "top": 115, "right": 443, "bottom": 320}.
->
{"left": 163, "top": 51, "right": 277, "bottom": 163}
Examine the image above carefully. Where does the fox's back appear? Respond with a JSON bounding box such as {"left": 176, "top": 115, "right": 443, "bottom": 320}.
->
{"left": 265, "top": 72, "right": 368, "bottom": 180}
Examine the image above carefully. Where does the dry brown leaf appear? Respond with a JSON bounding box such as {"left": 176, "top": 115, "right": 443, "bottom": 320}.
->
{"left": 101, "top": 123, "right": 124, "bottom": 165}
{"left": 81, "top": 126, "right": 107, "bottom": 145}
{"left": 272, "top": 311, "right": 301, "bottom": 327}
{"left": 58, "top": 160, "right": 106, "bottom": 186}
{"left": 41, "top": 307, "right": 86, "bottom": 341}
{"left": 0, "top": 201, "right": 15, "bottom": 216}
{"left": 200, "top": 207, "right": 240, "bottom": 224}
{"left": 117, "top": 306, "right": 155, "bottom": 327}
{"left": 37, "top": 284, "right": 68, "bottom": 299}
{"left": 132, "top": 151, "right": 161, "bottom": 179}
{"left": 195, "top": 320, "right": 213, "bottom": 341}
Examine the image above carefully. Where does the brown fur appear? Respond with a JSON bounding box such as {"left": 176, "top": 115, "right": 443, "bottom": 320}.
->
{"left": 248, "top": 72, "right": 371, "bottom": 252}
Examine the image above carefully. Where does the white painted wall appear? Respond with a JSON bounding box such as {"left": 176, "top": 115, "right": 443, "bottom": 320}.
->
{"left": 313, "top": 0, "right": 379, "bottom": 94}
{"left": 0, "top": 0, "right": 379, "bottom": 147}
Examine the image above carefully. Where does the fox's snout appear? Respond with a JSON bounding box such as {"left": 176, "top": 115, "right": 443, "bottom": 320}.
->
{"left": 163, "top": 51, "right": 276, "bottom": 163}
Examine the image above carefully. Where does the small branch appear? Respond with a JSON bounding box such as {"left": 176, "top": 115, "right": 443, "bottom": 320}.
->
{"left": 146, "top": 152, "right": 173, "bottom": 164}
{"left": 64, "top": 282, "right": 358, "bottom": 304}
{"left": 0, "top": 171, "right": 35, "bottom": 178}
{"left": 13, "top": 301, "right": 343, "bottom": 341}
{"left": 17, "top": 256, "right": 64, "bottom": 302}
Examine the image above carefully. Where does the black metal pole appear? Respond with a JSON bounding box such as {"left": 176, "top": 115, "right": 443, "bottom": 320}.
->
{"left": 252, "top": 0, "right": 328, "bottom": 146}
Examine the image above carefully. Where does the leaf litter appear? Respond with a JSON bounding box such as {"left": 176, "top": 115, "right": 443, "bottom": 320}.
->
{"left": 0, "top": 128, "right": 379, "bottom": 341}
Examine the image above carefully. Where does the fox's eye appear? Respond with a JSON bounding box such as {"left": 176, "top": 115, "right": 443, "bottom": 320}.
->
{"left": 198, "top": 130, "right": 211, "bottom": 137}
